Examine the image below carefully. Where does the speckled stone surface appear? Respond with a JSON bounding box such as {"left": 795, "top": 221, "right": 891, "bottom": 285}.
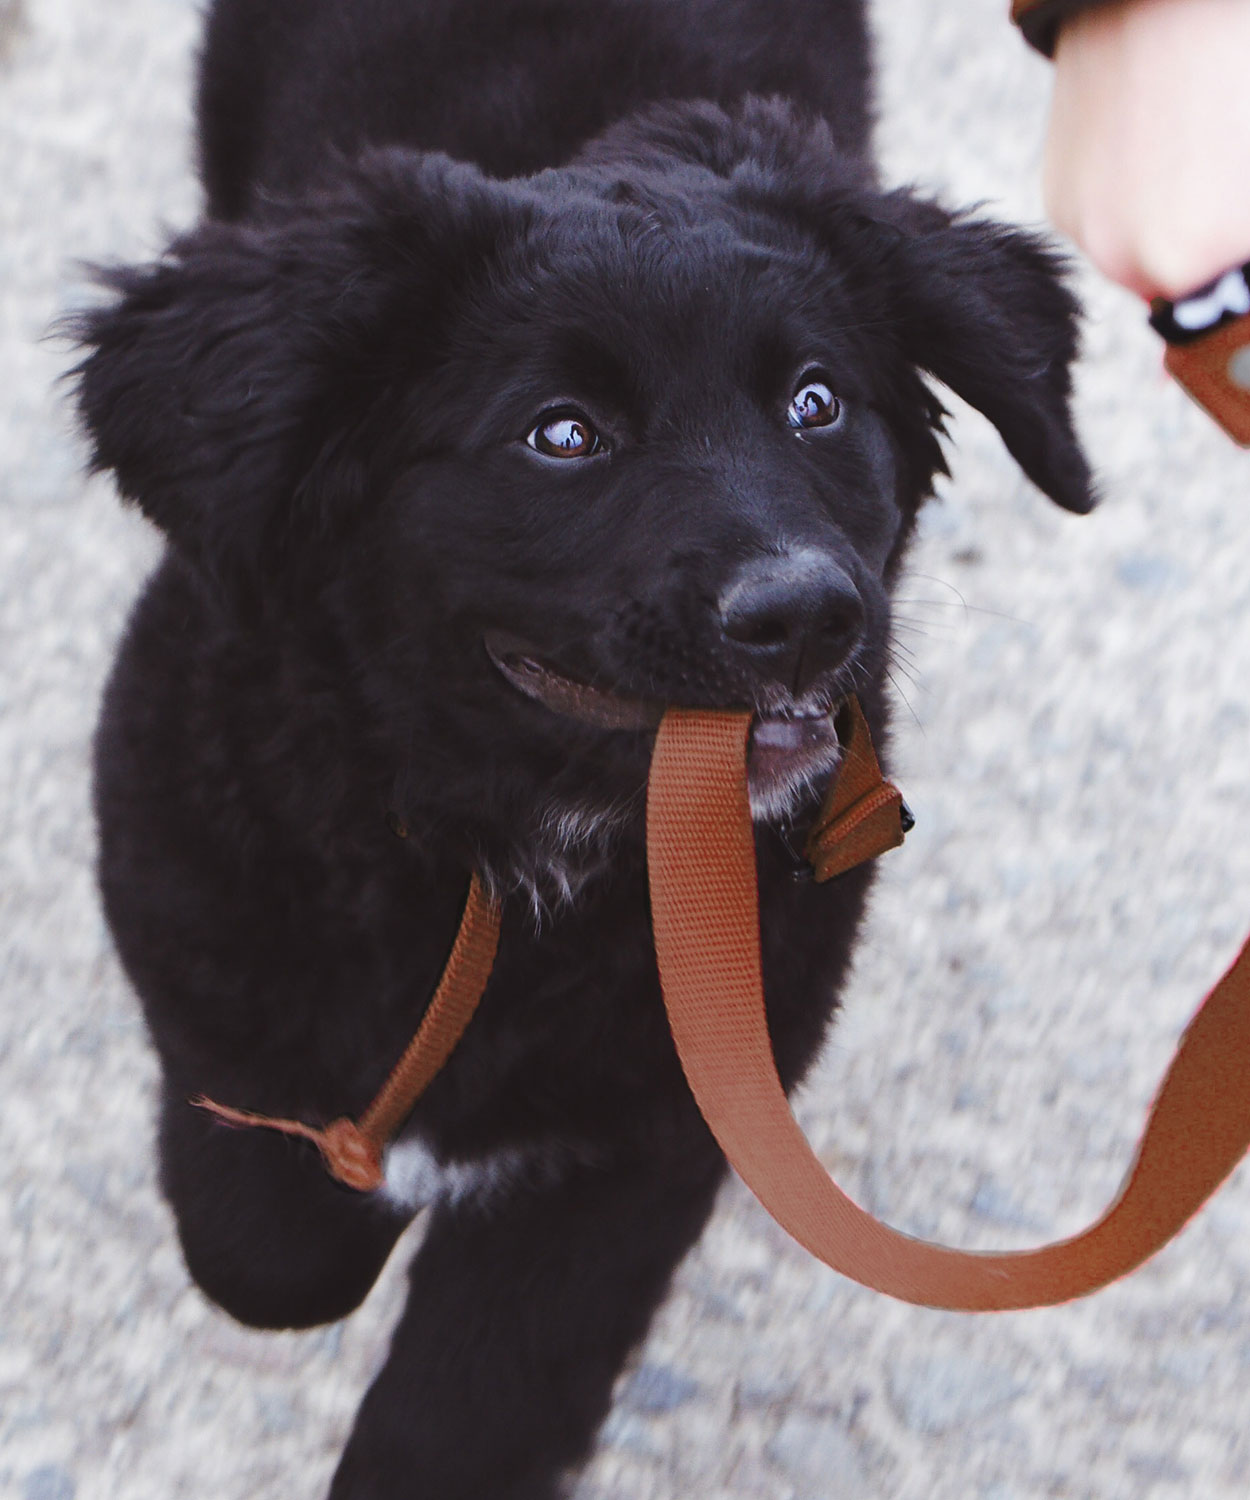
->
{"left": 3, "top": 2, "right": 1248, "bottom": 1498}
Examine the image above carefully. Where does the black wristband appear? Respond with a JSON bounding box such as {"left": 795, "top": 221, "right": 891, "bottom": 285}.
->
{"left": 1147, "top": 265, "right": 1250, "bottom": 446}
{"left": 1149, "top": 265, "right": 1250, "bottom": 346}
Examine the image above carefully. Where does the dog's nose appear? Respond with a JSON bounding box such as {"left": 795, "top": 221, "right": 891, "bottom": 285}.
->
{"left": 718, "top": 550, "right": 864, "bottom": 696}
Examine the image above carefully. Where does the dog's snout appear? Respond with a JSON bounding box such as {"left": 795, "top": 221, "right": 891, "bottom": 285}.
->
{"left": 718, "top": 550, "right": 863, "bottom": 695}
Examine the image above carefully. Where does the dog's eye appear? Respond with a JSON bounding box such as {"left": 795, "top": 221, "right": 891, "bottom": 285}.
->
{"left": 787, "top": 376, "right": 842, "bottom": 432}
{"left": 526, "top": 411, "right": 603, "bottom": 459}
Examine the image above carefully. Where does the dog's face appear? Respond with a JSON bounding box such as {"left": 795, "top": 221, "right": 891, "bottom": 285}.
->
{"left": 75, "top": 101, "right": 1091, "bottom": 903}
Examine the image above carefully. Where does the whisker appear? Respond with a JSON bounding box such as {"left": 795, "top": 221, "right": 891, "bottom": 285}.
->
{"left": 885, "top": 668, "right": 923, "bottom": 730}
{"left": 896, "top": 575, "right": 1037, "bottom": 631}
{"left": 886, "top": 656, "right": 922, "bottom": 692}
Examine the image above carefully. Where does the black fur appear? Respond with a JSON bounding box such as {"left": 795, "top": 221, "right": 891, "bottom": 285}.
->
{"left": 73, "top": 2, "right": 1093, "bottom": 1496}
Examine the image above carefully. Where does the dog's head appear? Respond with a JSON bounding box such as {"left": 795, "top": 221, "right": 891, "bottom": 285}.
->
{"left": 74, "top": 99, "right": 1092, "bottom": 906}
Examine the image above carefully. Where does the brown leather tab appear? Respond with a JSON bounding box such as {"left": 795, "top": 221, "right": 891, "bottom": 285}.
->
{"left": 806, "top": 698, "right": 908, "bottom": 880}
{"left": 1163, "top": 313, "right": 1250, "bottom": 445}
{"left": 807, "top": 783, "right": 908, "bottom": 881}
{"left": 647, "top": 699, "right": 1250, "bottom": 1310}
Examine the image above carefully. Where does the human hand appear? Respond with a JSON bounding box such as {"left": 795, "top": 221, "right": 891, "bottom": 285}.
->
{"left": 1043, "top": 0, "right": 1250, "bottom": 301}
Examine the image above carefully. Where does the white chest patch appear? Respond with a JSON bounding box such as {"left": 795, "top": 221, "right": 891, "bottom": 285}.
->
{"left": 380, "top": 1136, "right": 575, "bottom": 1213}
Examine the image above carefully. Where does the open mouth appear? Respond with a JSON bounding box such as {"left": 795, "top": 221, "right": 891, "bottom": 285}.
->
{"left": 486, "top": 637, "right": 666, "bottom": 733}
{"left": 484, "top": 633, "right": 844, "bottom": 815}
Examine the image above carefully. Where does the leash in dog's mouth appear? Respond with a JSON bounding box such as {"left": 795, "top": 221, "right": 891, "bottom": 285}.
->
{"left": 483, "top": 631, "right": 846, "bottom": 803}
{"left": 192, "top": 685, "right": 1250, "bottom": 1312}
{"left": 193, "top": 694, "right": 901, "bottom": 1195}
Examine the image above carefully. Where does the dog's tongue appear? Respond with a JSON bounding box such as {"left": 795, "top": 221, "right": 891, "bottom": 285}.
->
{"left": 747, "top": 709, "right": 842, "bottom": 794}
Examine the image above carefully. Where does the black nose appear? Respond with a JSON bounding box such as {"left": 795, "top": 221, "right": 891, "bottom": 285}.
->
{"left": 718, "top": 550, "right": 864, "bottom": 696}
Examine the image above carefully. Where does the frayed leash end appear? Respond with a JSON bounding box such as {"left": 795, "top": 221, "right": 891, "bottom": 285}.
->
{"left": 191, "top": 1095, "right": 385, "bottom": 1192}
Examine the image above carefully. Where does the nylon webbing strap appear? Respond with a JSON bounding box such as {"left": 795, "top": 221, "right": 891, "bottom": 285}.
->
{"left": 646, "top": 707, "right": 1250, "bottom": 1310}
{"left": 806, "top": 699, "right": 909, "bottom": 880}
{"left": 193, "top": 873, "right": 501, "bottom": 1191}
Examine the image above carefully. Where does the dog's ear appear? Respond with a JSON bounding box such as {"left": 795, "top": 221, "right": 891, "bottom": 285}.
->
{"left": 70, "top": 155, "right": 516, "bottom": 606}
{"left": 866, "top": 197, "right": 1095, "bottom": 514}
{"left": 587, "top": 101, "right": 1094, "bottom": 514}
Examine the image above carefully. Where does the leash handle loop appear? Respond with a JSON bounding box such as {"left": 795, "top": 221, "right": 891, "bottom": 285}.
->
{"left": 646, "top": 702, "right": 1250, "bottom": 1310}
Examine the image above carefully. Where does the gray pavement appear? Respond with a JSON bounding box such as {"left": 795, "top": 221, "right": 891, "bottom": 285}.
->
{"left": 3, "top": 2, "right": 1249, "bottom": 1497}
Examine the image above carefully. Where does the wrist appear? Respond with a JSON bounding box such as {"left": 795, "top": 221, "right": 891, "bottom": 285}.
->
{"left": 1043, "top": 0, "right": 1250, "bottom": 298}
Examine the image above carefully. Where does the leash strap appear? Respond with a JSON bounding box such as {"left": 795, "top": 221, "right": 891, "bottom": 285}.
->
{"left": 192, "top": 696, "right": 1250, "bottom": 1309}
{"left": 646, "top": 705, "right": 1250, "bottom": 1309}
{"left": 806, "top": 699, "right": 910, "bottom": 879}
{"left": 193, "top": 873, "right": 501, "bottom": 1191}
{"left": 189, "top": 713, "right": 900, "bottom": 1192}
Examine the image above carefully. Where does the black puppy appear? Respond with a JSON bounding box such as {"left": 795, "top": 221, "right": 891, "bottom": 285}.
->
{"left": 73, "top": 1, "right": 1092, "bottom": 1495}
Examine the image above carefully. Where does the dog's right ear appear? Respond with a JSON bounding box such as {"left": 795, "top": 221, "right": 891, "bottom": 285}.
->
{"left": 862, "top": 197, "right": 1097, "bottom": 516}
{"left": 596, "top": 99, "right": 1095, "bottom": 516}
{"left": 70, "top": 155, "right": 516, "bottom": 608}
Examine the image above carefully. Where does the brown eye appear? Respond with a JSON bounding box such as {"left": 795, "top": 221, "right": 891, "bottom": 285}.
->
{"left": 788, "top": 376, "right": 842, "bottom": 431}
{"left": 526, "top": 412, "right": 602, "bottom": 459}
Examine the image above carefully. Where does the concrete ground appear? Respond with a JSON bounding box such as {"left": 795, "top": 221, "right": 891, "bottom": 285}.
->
{"left": 2, "top": 1, "right": 1248, "bottom": 1497}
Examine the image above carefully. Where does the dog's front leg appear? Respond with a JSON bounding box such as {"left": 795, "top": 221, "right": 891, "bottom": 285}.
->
{"left": 158, "top": 1083, "right": 413, "bottom": 1330}
{"left": 328, "top": 1139, "right": 727, "bottom": 1500}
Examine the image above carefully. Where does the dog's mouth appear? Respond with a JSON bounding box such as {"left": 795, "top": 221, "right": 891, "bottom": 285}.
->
{"left": 484, "top": 633, "right": 844, "bottom": 817}
{"left": 487, "top": 638, "right": 667, "bottom": 733}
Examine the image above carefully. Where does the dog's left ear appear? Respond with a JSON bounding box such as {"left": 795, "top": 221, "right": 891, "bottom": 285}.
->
{"left": 867, "top": 197, "right": 1096, "bottom": 514}
{"left": 69, "top": 153, "right": 518, "bottom": 609}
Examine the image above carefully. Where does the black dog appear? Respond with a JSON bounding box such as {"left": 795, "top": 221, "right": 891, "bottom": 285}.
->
{"left": 72, "top": 1, "right": 1092, "bottom": 1495}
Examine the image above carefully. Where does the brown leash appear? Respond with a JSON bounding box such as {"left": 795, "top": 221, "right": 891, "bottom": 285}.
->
{"left": 190, "top": 712, "right": 897, "bottom": 1190}
{"left": 647, "top": 704, "right": 1250, "bottom": 1309}
{"left": 194, "top": 872, "right": 501, "bottom": 1191}
{"left": 195, "top": 701, "right": 1250, "bottom": 1310}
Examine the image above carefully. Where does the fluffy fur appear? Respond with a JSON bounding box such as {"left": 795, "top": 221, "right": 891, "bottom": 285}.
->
{"left": 72, "top": 2, "right": 1093, "bottom": 1495}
